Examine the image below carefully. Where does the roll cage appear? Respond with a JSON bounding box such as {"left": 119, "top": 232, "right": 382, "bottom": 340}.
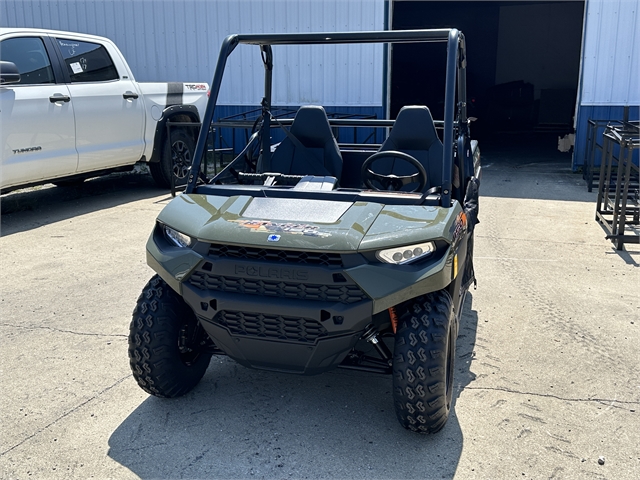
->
{"left": 187, "top": 29, "right": 469, "bottom": 208}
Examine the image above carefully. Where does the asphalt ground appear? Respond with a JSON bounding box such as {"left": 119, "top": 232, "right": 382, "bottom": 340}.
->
{"left": 1, "top": 155, "right": 638, "bottom": 479}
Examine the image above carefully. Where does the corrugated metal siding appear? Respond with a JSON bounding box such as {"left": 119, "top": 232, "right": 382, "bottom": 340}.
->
{"left": 1, "top": 0, "right": 385, "bottom": 106}
{"left": 214, "top": 105, "right": 384, "bottom": 153}
{"left": 579, "top": 0, "right": 639, "bottom": 106}
{"left": 573, "top": 0, "right": 639, "bottom": 169}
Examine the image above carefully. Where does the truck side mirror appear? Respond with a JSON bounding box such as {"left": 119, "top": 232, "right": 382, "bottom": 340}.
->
{"left": 0, "top": 61, "right": 21, "bottom": 84}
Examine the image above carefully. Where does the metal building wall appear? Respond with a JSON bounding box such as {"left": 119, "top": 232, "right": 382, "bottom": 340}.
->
{"left": 574, "top": 0, "right": 639, "bottom": 168}
{"left": 1, "top": 0, "right": 385, "bottom": 107}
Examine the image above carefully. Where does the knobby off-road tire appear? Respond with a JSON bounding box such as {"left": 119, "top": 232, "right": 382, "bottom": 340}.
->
{"left": 392, "top": 290, "right": 456, "bottom": 433}
{"left": 128, "top": 275, "right": 212, "bottom": 397}
{"left": 149, "top": 128, "right": 195, "bottom": 189}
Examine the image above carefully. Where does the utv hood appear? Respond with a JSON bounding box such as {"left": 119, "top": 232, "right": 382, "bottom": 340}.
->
{"left": 156, "top": 193, "right": 460, "bottom": 252}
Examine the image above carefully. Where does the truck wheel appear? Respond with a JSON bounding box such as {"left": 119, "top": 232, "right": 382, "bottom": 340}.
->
{"left": 150, "top": 128, "right": 195, "bottom": 189}
{"left": 392, "top": 290, "right": 456, "bottom": 433}
{"left": 128, "top": 275, "right": 212, "bottom": 397}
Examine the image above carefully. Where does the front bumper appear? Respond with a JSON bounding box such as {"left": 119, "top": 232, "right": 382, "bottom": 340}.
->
{"left": 147, "top": 231, "right": 453, "bottom": 374}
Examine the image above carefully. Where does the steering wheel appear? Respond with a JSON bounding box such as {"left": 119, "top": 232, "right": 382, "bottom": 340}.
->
{"left": 361, "top": 150, "right": 427, "bottom": 192}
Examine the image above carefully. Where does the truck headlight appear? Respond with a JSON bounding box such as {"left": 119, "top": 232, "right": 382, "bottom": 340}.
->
{"left": 164, "top": 225, "right": 192, "bottom": 248}
{"left": 376, "top": 241, "right": 435, "bottom": 265}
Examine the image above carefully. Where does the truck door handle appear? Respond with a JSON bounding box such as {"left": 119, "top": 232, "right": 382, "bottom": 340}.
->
{"left": 123, "top": 91, "right": 139, "bottom": 100}
{"left": 49, "top": 94, "right": 71, "bottom": 103}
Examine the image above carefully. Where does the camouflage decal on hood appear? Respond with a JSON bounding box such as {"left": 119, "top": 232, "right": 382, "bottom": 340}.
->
{"left": 231, "top": 219, "right": 331, "bottom": 238}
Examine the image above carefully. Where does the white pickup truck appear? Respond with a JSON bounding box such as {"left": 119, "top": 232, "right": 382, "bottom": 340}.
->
{"left": 0, "top": 28, "right": 208, "bottom": 193}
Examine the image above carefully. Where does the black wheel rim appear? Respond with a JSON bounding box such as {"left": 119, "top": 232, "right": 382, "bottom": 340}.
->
{"left": 172, "top": 140, "right": 192, "bottom": 179}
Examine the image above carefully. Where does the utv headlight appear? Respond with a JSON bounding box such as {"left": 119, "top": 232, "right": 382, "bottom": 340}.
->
{"left": 163, "top": 225, "right": 192, "bottom": 248}
{"left": 376, "top": 241, "right": 435, "bottom": 265}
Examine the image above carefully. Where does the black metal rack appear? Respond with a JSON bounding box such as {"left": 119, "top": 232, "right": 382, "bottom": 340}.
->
{"left": 583, "top": 106, "right": 634, "bottom": 192}
{"left": 595, "top": 121, "right": 639, "bottom": 250}
{"left": 211, "top": 107, "right": 380, "bottom": 160}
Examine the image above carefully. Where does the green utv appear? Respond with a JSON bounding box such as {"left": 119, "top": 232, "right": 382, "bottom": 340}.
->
{"left": 129, "top": 29, "right": 481, "bottom": 434}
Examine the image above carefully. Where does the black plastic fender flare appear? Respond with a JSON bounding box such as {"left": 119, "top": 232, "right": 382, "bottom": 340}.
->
{"left": 149, "top": 104, "right": 201, "bottom": 164}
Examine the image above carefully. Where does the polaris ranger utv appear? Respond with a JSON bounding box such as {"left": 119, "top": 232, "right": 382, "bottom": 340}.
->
{"left": 128, "top": 29, "right": 481, "bottom": 434}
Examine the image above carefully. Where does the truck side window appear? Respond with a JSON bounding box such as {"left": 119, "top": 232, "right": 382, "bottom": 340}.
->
{"left": 56, "top": 38, "right": 119, "bottom": 83}
{"left": 0, "top": 37, "right": 55, "bottom": 85}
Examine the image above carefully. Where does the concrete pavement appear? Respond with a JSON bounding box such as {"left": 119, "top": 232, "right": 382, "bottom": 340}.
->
{"left": 0, "top": 159, "right": 638, "bottom": 479}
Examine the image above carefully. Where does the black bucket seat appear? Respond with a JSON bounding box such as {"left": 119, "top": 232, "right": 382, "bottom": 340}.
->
{"left": 269, "top": 105, "right": 343, "bottom": 180}
{"left": 374, "top": 105, "right": 443, "bottom": 192}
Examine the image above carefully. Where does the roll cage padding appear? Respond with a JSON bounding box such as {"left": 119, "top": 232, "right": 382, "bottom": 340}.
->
{"left": 269, "top": 106, "right": 343, "bottom": 180}
{"left": 375, "top": 106, "right": 444, "bottom": 192}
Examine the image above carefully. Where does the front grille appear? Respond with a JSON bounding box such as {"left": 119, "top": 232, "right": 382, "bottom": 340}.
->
{"left": 215, "top": 310, "right": 327, "bottom": 343}
{"left": 207, "top": 243, "right": 343, "bottom": 267}
{"left": 189, "top": 272, "right": 367, "bottom": 304}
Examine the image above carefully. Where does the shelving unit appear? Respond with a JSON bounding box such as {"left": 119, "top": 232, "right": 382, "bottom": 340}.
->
{"left": 595, "top": 121, "right": 639, "bottom": 250}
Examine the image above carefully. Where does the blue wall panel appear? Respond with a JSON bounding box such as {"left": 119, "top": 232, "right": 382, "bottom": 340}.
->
{"left": 212, "top": 105, "right": 384, "bottom": 155}
{"left": 573, "top": 105, "right": 639, "bottom": 170}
